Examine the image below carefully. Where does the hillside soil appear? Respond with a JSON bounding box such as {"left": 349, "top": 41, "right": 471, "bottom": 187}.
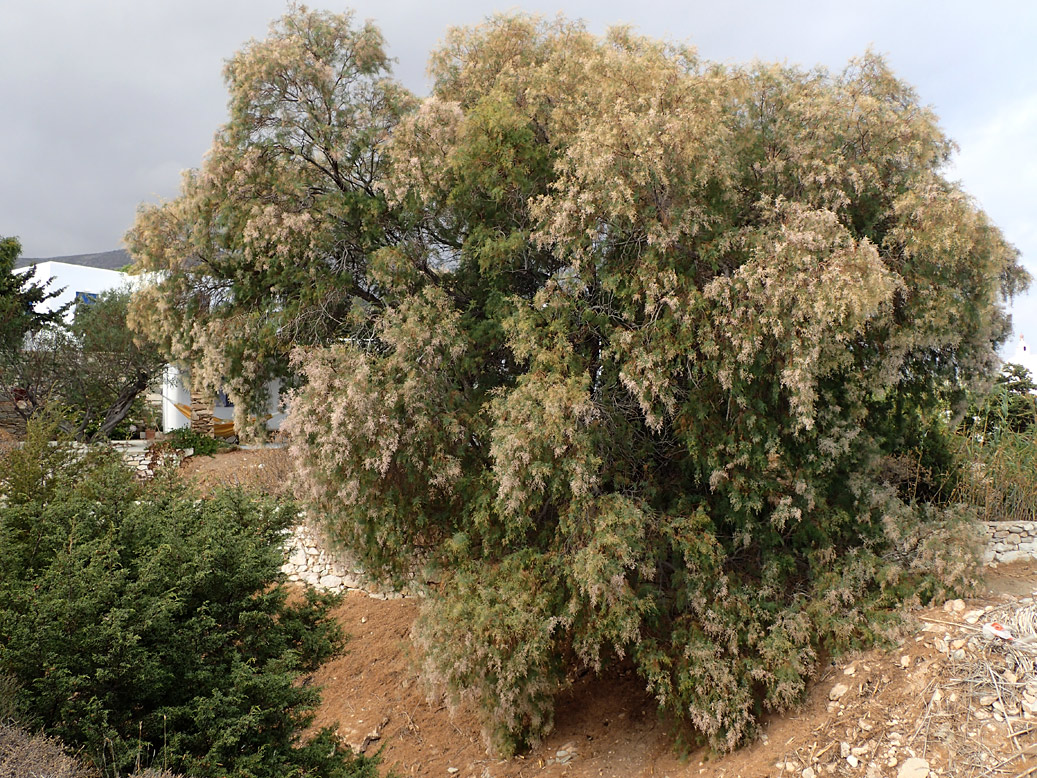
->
{"left": 185, "top": 448, "right": 1037, "bottom": 778}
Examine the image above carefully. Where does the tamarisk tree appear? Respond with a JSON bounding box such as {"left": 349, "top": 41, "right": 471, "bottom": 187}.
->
{"left": 130, "top": 8, "right": 1029, "bottom": 756}
{"left": 126, "top": 7, "right": 414, "bottom": 436}
{"left": 286, "top": 16, "right": 1027, "bottom": 753}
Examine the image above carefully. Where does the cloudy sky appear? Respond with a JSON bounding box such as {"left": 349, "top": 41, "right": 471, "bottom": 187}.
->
{"left": 1, "top": 0, "right": 1034, "bottom": 350}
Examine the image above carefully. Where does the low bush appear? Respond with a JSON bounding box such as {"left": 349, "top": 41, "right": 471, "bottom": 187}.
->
{"left": 0, "top": 415, "right": 377, "bottom": 778}
{"left": 165, "top": 426, "right": 229, "bottom": 457}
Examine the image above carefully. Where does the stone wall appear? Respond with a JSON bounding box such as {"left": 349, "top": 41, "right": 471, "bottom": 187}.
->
{"left": 0, "top": 401, "right": 26, "bottom": 438}
{"left": 983, "top": 521, "right": 1037, "bottom": 564}
{"left": 281, "top": 520, "right": 1037, "bottom": 598}
{"left": 109, "top": 441, "right": 185, "bottom": 480}
{"left": 280, "top": 524, "right": 411, "bottom": 599}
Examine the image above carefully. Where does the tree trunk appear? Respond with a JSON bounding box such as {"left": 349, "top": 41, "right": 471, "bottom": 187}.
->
{"left": 87, "top": 370, "right": 151, "bottom": 443}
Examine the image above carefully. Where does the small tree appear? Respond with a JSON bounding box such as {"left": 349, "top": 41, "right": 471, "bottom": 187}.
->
{"left": 0, "top": 236, "right": 68, "bottom": 351}
{"left": 0, "top": 289, "right": 165, "bottom": 441}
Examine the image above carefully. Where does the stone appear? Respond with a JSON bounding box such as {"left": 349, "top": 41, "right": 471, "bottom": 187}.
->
{"left": 897, "top": 757, "right": 930, "bottom": 778}
{"left": 829, "top": 683, "right": 849, "bottom": 701}
{"left": 943, "top": 599, "right": 965, "bottom": 613}
{"left": 846, "top": 754, "right": 859, "bottom": 768}
{"left": 320, "top": 574, "right": 343, "bottom": 589}
{"left": 447, "top": 769, "right": 459, "bottom": 775}
{"left": 840, "top": 742, "right": 851, "bottom": 758}
{"left": 802, "top": 769, "right": 816, "bottom": 778}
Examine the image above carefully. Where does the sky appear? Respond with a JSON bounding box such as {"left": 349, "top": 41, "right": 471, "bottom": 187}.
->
{"left": 1, "top": 0, "right": 1034, "bottom": 351}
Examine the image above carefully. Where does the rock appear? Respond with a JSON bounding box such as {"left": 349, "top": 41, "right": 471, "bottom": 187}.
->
{"left": 897, "top": 756, "right": 930, "bottom": 778}
{"left": 843, "top": 665, "right": 856, "bottom": 676}
{"left": 320, "top": 574, "right": 343, "bottom": 589}
{"left": 943, "top": 599, "right": 965, "bottom": 613}
{"left": 840, "top": 742, "right": 851, "bottom": 758}
{"left": 846, "top": 754, "right": 859, "bottom": 768}
{"left": 934, "top": 638, "right": 948, "bottom": 653}
{"left": 447, "top": 769, "right": 459, "bottom": 775}
{"left": 802, "top": 768, "right": 816, "bottom": 778}
{"left": 900, "top": 655, "right": 910, "bottom": 669}
{"left": 829, "top": 683, "right": 850, "bottom": 701}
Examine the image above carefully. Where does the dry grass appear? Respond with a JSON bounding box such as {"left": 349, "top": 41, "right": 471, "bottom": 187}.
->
{"left": 954, "top": 428, "right": 1037, "bottom": 523}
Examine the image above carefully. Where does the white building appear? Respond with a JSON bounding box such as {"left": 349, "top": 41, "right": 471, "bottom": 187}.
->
{"left": 1009, "top": 335, "right": 1037, "bottom": 379}
{"left": 22, "top": 261, "right": 132, "bottom": 318}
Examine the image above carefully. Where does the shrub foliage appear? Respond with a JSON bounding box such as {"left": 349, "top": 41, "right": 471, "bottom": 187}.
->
{"left": 0, "top": 415, "right": 377, "bottom": 778}
{"left": 130, "top": 10, "right": 1029, "bottom": 755}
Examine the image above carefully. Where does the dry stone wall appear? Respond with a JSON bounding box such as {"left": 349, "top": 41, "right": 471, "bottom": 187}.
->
{"left": 983, "top": 521, "right": 1037, "bottom": 564}
{"left": 109, "top": 441, "right": 184, "bottom": 480}
{"left": 281, "top": 520, "right": 1037, "bottom": 598}
{"left": 280, "top": 524, "right": 412, "bottom": 599}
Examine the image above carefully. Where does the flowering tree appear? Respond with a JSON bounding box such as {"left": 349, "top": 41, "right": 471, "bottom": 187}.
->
{"left": 285, "top": 16, "right": 1028, "bottom": 753}
{"left": 126, "top": 7, "right": 414, "bottom": 436}
{"left": 130, "top": 7, "right": 1030, "bottom": 756}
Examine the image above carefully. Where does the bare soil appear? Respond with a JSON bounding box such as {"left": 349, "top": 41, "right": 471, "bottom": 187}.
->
{"left": 184, "top": 449, "right": 1037, "bottom": 778}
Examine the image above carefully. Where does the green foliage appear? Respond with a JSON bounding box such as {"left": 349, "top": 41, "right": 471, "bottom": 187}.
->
{"left": 132, "top": 9, "right": 1029, "bottom": 757}
{"left": 954, "top": 364, "right": 1037, "bottom": 522}
{"left": 0, "top": 415, "right": 377, "bottom": 778}
{"left": 126, "top": 7, "right": 416, "bottom": 436}
{"left": 165, "top": 426, "right": 230, "bottom": 457}
{"left": 965, "top": 362, "right": 1037, "bottom": 438}
{"left": 0, "top": 288, "right": 165, "bottom": 442}
{"left": 0, "top": 235, "right": 69, "bottom": 350}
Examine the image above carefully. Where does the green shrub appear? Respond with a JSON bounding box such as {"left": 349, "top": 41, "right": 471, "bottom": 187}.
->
{"left": 165, "top": 426, "right": 229, "bottom": 457}
{"left": 0, "top": 416, "right": 377, "bottom": 778}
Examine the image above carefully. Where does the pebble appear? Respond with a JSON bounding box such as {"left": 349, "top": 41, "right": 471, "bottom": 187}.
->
{"left": 829, "top": 683, "right": 849, "bottom": 701}
{"left": 447, "top": 769, "right": 459, "bottom": 775}
{"left": 846, "top": 754, "right": 859, "bottom": 768}
{"left": 802, "top": 768, "right": 815, "bottom": 778}
{"left": 897, "top": 756, "right": 930, "bottom": 778}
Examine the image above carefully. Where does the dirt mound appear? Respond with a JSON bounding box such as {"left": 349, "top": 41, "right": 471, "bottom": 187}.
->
{"left": 310, "top": 577, "right": 1037, "bottom": 778}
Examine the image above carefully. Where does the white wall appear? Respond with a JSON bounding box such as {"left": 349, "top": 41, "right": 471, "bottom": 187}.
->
{"left": 22, "top": 261, "right": 134, "bottom": 318}
{"left": 1008, "top": 336, "right": 1037, "bottom": 379}
{"left": 161, "top": 365, "right": 192, "bottom": 432}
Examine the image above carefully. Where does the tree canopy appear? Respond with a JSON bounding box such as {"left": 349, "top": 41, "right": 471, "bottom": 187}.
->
{"left": 0, "top": 289, "right": 166, "bottom": 441}
{"left": 0, "top": 236, "right": 68, "bottom": 351}
{"left": 126, "top": 7, "right": 415, "bottom": 435}
{"left": 130, "top": 10, "right": 1029, "bottom": 754}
